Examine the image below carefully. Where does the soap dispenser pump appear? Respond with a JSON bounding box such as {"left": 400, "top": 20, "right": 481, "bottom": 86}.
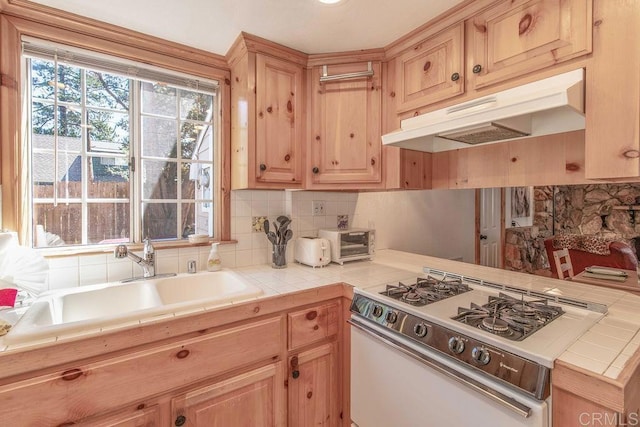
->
{"left": 207, "top": 243, "right": 221, "bottom": 272}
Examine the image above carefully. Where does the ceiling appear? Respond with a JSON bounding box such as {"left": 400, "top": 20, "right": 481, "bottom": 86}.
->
{"left": 29, "top": 0, "right": 466, "bottom": 56}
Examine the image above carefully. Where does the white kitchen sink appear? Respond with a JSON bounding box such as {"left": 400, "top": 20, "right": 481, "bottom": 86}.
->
{"left": 3, "top": 270, "right": 263, "bottom": 345}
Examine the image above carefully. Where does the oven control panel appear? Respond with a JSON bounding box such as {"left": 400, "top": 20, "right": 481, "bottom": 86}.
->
{"left": 350, "top": 293, "right": 550, "bottom": 400}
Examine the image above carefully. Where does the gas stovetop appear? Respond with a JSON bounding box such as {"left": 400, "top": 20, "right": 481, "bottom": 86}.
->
{"left": 354, "top": 268, "right": 607, "bottom": 369}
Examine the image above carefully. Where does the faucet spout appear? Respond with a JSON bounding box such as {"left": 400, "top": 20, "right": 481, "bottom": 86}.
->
{"left": 115, "top": 239, "right": 156, "bottom": 278}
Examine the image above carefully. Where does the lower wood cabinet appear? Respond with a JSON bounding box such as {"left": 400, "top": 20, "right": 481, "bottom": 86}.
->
{"left": 288, "top": 342, "right": 339, "bottom": 427}
{"left": 0, "top": 295, "right": 347, "bottom": 426}
{"left": 171, "top": 363, "right": 285, "bottom": 427}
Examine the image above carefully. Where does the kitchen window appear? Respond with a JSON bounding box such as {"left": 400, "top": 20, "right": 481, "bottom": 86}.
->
{"left": 23, "top": 39, "right": 220, "bottom": 248}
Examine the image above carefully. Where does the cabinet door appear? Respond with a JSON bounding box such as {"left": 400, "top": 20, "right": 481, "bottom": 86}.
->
{"left": 255, "top": 54, "right": 304, "bottom": 185}
{"left": 310, "top": 62, "right": 382, "bottom": 185}
{"left": 396, "top": 22, "right": 464, "bottom": 113}
{"left": 288, "top": 342, "right": 339, "bottom": 427}
{"left": 171, "top": 363, "right": 285, "bottom": 427}
{"left": 467, "top": 0, "right": 592, "bottom": 89}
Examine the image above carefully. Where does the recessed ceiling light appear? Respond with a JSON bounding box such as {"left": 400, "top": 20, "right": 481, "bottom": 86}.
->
{"left": 318, "top": 0, "right": 343, "bottom": 4}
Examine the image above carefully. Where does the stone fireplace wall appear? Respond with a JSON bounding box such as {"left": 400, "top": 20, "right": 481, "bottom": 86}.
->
{"left": 504, "top": 184, "right": 640, "bottom": 275}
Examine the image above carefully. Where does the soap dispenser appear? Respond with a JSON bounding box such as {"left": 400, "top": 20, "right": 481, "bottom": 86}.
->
{"left": 207, "top": 243, "right": 221, "bottom": 272}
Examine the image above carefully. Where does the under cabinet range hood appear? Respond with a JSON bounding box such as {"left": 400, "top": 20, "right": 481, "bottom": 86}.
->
{"left": 382, "top": 69, "right": 585, "bottom": 153}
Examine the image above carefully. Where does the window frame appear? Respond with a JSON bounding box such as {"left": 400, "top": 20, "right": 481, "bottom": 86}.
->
{"left": 0, "top": 11, "right": 232, "bottom": 253}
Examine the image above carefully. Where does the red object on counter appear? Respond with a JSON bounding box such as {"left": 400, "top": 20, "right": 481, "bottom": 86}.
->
{"left": 0, "top": 288, "right": 18, "bottom": 307}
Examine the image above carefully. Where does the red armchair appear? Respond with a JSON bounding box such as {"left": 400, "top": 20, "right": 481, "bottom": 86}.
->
{"left": 544, "top": 237, "right": 638, "bottom": 279}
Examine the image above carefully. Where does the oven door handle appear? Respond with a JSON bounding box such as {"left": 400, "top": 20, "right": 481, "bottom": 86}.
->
{"left": 348, "top": 318, "right": 532, "bottom": 419}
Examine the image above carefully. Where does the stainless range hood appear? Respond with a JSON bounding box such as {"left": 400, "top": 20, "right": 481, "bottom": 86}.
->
{"left": 382, "top": 69, "right": 585, "bottom": 152}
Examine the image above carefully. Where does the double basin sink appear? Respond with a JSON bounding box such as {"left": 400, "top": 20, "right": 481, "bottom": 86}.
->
{"left": 4, "top": 270, "right": 263, "bottom": 345}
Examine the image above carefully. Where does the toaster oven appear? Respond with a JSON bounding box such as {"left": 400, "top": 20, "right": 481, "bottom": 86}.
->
{"left": 318, "top": 228, "right": 375, "bottom": 265}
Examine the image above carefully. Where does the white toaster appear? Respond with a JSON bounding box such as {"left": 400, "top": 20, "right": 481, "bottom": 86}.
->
{"left": 294, "top": 237, "right": 331, "bottom": 268}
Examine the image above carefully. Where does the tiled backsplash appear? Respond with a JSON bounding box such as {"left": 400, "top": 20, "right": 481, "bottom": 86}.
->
{"left": 46, "top": 190, "right": 359, "bottom": 290}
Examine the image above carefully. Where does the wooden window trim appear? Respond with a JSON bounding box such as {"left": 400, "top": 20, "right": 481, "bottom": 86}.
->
{"left": 0, "top": 5, "right": 232, "bottom": 245}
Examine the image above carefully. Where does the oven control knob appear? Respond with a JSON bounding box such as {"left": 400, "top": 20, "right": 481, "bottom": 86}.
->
{"left": 385, "top": 311, "right": 398, "bottom": 324}
{"left": 372, "top": 305, "right": 384, "bottom": 318}
{"left": 447, "top": 336, "right": 465, "bottom": 354}
{"left": 413, "top": 323, "right": 428, "bottom": 338}
{"left": 471, "top": 347, "right": 491, "bottom": 365}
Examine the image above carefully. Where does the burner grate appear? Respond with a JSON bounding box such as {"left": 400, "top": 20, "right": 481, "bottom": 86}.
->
{"left": 453, "top": 292, "right": 564, "bottom": 341}
{"left": 380, "top": 275, "right": 472, "bottom": 307}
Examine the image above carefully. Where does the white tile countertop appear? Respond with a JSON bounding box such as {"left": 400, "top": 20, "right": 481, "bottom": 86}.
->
{"left": 2, "top": 249, "right": 640, "bottom": 380}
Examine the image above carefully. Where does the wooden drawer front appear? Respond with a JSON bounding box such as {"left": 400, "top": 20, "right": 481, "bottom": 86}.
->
{"left": 468, "top": 0, "right": 591, "bottom": 89}
{"left": 77, "top": 405, "right": 161, "bottom": 427}
{"left": 396, "top": 22, "right": 464, "bottom": 113}
{"left": 288, "top": 302, "right": 339, "bottom": 350}
{"left": 0, "top": 317, "right": 282, "bottom": 426}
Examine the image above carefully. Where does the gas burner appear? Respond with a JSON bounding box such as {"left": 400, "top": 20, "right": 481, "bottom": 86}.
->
{"left": 453, "top": 292, "right": 564, "bottom": 341}
{"left": 481, "top": 317, "right": 510, "bottom": 334}
{"left": 380, "top": 275, "right": 471, "bottom": 307}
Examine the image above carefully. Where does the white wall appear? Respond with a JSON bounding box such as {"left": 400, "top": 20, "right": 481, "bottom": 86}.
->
{"left": 44, "top": 188, "right": 476, "bottom": 290}
{"left": 352, "top": 189, "right": 476, "bottom": 263}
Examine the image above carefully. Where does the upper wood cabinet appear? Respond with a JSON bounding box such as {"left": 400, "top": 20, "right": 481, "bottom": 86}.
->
{"left": 228, "top": 34, "right": 306, "bottom": 189}
{"left": 308, "top": 61, "right": 383, "bottom": 187}
{"left": 585, "top": 0, "right": 640, "bottom": 179}
{"left": 467, "top": 0, "right": 592, "bottom": 90}
{"left": 395, "top": 23, "right": 465, "bottom": 113}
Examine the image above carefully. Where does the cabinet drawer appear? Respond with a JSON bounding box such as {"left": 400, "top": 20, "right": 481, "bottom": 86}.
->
{"left": 0, "top": 317, "right": 282, "bottom": 426}
{"left": 288, "top": 302, "right": 340, "bottom": 350}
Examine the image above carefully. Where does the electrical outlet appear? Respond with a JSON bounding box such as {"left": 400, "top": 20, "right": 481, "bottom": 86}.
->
{"left": 312, "top": 200, "right": 325, "bottom": 216}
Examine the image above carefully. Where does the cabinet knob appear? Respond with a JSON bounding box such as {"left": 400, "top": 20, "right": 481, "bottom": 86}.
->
{"left": 175, "top": 415, "right": 186, "bottom": 426}
{"left": 423, "top": 61, "right": 431, "bottom": 72}
{"left": 292, "top": 370, "right": 300, "bottom": 379}
{"left": 623, "top": 150, "right": 640, "bottom": 158}
{"left": 260, "top": 163, "right": 267, "bottom": 171}
{"left": 472, "top": 64, "right": 482, "bottom": 74}
{"left": 451, "top": 72, "right": 460, "bottom": 82}
{"left": 312, "top": 167, "right": 319, "bottom": 174}
{"left": 284, "top": 154, "right": 291, "bottom": 162}
{"left": 266, "top": 106, "right": 273, "bottom": 113}
{"left": 287, "top": 100, "right": 293, "bottom": 113}
{"left": 371, "top": 158, "right": 376, "bottom": 166}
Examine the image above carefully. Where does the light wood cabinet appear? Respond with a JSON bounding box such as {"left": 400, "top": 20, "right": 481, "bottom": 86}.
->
{"left": 466, "top": 0, "right": 592, "bottom": 90}
{"left": 432, "top": 130, "right": 588, "bottom": 189}
{"left": 0, "top": 317, "right": 282, "bottom": 426}
{"left": 288, "top": 342, "right": 339, "bottom": 427}
{"left": 287, "top": 301, "right": 342, "bottom": 426}
{"left": 585, "top": 0, "right": 640, "bottom": 179}
{"left": 308, "top": 61, "right": 383, "bottom": 187}
{"left": 171, "top": 363, "right": 285, "bottom": 427}
{"left": 228, "top": 34, "right": 306, "bottom": 189}
{"left": 395, "top": 23, "right": 465, "bottom": 113}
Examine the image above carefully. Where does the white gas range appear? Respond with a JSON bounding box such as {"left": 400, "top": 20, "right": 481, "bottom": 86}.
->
{"left": 349, "top": 267, "right": 607, "bottom": 427}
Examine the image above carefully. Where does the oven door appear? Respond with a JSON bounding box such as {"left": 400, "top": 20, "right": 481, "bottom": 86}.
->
{"left": 350, "top": 317, "right": 550, "bottom": 427}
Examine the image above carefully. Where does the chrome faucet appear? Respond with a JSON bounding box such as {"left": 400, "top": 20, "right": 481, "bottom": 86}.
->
{"left": 115, "top": 238, "right": 156, "bottom": 278}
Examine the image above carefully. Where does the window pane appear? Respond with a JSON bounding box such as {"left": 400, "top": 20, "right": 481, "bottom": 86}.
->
{"left": 183, "top": 163, "right": 213, "bottom": 201}
{"left": 31, "top": 60, "right": 81, "bottom": 104}
{"left": 32, "top": 203, "right": 81, "bottom": 246}
{"left": 31, "top": 59, "right": 56, "bottom": 101}
{"left": 86, "top": 71, "right": 130, "bottom": 111}
{"left": 32, "top": 103, "right": 82, "bottom": 138}
{"left": 87, "top": 157, "right": 130, "bottom": 198}
{"left": 142, "top": 159, "right": 177, "bottom": 199}
{"left": 88, "top": 109, "right": 130, "bottom": 151}
{"left": 142, "top": 117, "right": 177, "bottom": 158}
{"left": 141, "top": 82, "right": 177, "bottom": 116}
{"left": 32, "top": 152, "right": 82, "bottom": 198}
{"left": 186, "top": 202, "right": 213, "bottom": 237}
{"left": 88, "top": 202, "right": 130, "bottom": 244}
{"left": 180, "top": 90, "right": 213, "bottom": 121}
{"left": 56, "top": 64, "right": 81, "bottom": 104}
{"left": 142, "top": 203, "right": 177, "bottom": 239}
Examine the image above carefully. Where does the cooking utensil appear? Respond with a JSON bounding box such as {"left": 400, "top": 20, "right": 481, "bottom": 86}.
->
{"left": 267, "top": 231, "right": 278, "bottom": 245}
{"left": 263, "top": 220, "right": 270, "bottom": 235}
{"left": 283, "top": 229, "right": 293, "bottom": 244}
